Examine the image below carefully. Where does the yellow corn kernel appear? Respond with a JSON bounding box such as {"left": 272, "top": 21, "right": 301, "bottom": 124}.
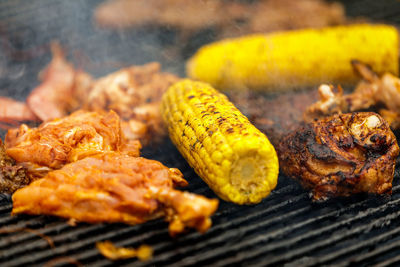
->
{"left": 161, "top": 80, "right": 279, "bottom": 204}
{"left": 187, "top": 24, "right": 399, "bottom": 91}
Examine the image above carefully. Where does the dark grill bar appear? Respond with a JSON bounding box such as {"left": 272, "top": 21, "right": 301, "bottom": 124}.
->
{"left": 2, "top": 146, "right": 400, "bottom": 266}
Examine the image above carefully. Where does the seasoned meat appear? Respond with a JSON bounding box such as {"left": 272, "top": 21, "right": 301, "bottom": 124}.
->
{"left": 0, "top": 139, "right": 28, "bottom": 194}
{"left": 304, "top": 61, "right": 400, "bottom": 129}
{"left": 85, "top": 62, "right": 179, "bottom": 145}
{"left": 1, "top": 44, "right": 177, "bottom": 146}
{"left": 0, "top": 97, "right": 39, "bottom": 127}
{"left": 5, "top": 110, "right": 141, "bottom": 179}
{"left": 12, "top": 152, "right": 218, "bottom": 236}
{"left": 279, "top": 112, "right": 399, "bottom": 201}
{"left": 27, "top": 42, "right": 93, "bottom": 121}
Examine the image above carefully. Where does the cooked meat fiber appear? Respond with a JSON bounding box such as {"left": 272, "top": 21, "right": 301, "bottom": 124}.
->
{"left": 12, "top": 152, "right": 218, "bottom": 236}
{"left": 5, "top": 110, "right": 141, "bottom": 179}
{"left": 85, "top": 62, "right": 179, "bottom": 145}
{"left": 0, "top": 139, "right": 28, "bottom": 194}
{"left": 279, "top": 112, "right": 399, "bottom": 201}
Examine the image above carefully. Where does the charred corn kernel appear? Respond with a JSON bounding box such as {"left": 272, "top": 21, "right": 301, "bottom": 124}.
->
{"left": 187, "top": 24, "right": 399, "bottom": 91}
{"left": 161, "top": 80, "right": 279, "bottom": 204}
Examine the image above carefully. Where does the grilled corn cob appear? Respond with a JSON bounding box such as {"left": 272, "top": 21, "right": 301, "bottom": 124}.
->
{"left": 161, "top": 80, "right": 279, "bottom": 204}
{"left": 187, "top": 24, "right": 399, "bottom": 91}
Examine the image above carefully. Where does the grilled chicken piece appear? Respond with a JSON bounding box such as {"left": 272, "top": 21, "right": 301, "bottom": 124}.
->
{"left": 0, "top": 139, "right": 28, "bottom": 194}
{"left": 279, "top": 112, "right": 399, "bottom": 201}
{"left": 5, "top": 110, "right": 141, "bottom": 179}
{"left": 27, "top": 42, "right": 93, "bottom": 121}
{"left": 12, "top": 152, "right": 218, "bottom": 236}
{"left": 304, "top": 61, "right": 400, "bottom": 129}
{"left": 0, "top": 44, "right": 177, "bottom": 146}
{"left": 85, "top": 62, "right": 179, "bottom": 145}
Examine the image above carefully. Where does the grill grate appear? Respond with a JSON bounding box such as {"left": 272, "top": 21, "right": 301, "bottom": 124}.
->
{"left": 1, "top": 0, "right": 400, "bottom": 266}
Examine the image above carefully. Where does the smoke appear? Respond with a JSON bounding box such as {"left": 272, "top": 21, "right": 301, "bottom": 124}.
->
{"left": 0, "top": 0, "right": 188, "bottom": 99}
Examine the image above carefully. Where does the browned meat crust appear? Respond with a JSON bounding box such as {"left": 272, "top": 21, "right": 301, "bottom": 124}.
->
{"left": 278, "top": 112, "right": 399, "bottom": 201}
{"left": 12, "top": 152, "right": 218, "bottom": 236}
{"left": 0, "top": 139, "right": 28, "bottom": 194}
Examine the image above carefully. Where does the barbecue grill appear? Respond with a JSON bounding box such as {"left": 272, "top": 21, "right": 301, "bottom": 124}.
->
{"left": 1, "top": 0, "right": 400, "bottom": 266}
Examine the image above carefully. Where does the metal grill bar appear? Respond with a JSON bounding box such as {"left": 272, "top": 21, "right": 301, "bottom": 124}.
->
{"left": 337, "top": 238, "right": 400, "bottom": 266}
{"left": 0, "top": 222, "right": 69, "bottom": 249}
{"left": 3, "top": 225, "right": 135, "bottom": 267}
{"left": 213, "top": 197, "right": 400, "bottom": 266}
{"left": 299, "top": 212, "right": 400, "bottom": 266}
{"left": 374, "top": 253, "right": 400, "bottom": 267}
{"left": 170, "top": 187, "right": 400, "bottom": 266}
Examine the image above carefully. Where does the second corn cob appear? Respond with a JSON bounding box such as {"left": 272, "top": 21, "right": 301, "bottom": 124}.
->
{"left": 187, "top": 24, "right": 399, "bottom": 91}
{"left": 161, "top": 80, "right": 279, "bottom": 205}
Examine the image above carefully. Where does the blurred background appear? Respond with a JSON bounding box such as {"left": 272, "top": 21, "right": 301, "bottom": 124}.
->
{"left": 0, "top": 0, "right": 399, "bottom": 101}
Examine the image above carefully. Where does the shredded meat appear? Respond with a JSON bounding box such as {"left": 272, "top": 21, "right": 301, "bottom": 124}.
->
{"left": 5, "top": 110, "right": 141, "bottom": 179}
{"left": 279, "top": 112, "right": 399, "bottom": 201}
{"left": 0, "top": 139, "right": 28, "bottom": 194}
{"left": 94, "top": 0, "right": 346, "bottom": 39}
{"left": 12, "top": 152, "right": 218, "bottom": 236}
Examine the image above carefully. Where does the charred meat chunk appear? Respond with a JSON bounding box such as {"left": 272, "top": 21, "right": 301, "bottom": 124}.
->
{"left": 279, "top": 112, "right": 399, "bottom": 201}
{"left": 0, "top": 139, "right": 28, "bottom": 194}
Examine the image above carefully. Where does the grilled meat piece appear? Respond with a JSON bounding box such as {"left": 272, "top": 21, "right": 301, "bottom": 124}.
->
{"left": 0, "top": 139, "right": 28, "bottom": 194}
{"left": 12, "top": 152, "right": 218, "bottom": 236}
{"left": 0, "top": 44, "right": 178, "bottom": 146}
{"left": 27, "top": 42, "right": 93, "bottom": 121}
{"left": 85, "top": 62, "right": 179, "bottom": 145}
{"left": 5, "top": 110, "right": 141, "bottom": 179}
{"left": 0, "top": 97, "right": 39, "bottom": 127}
{"left": 279, "top": 112, "right": 399, "bottom": 201}
{"left": 304, "top": 61, "right": 400, "bottom": 129}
